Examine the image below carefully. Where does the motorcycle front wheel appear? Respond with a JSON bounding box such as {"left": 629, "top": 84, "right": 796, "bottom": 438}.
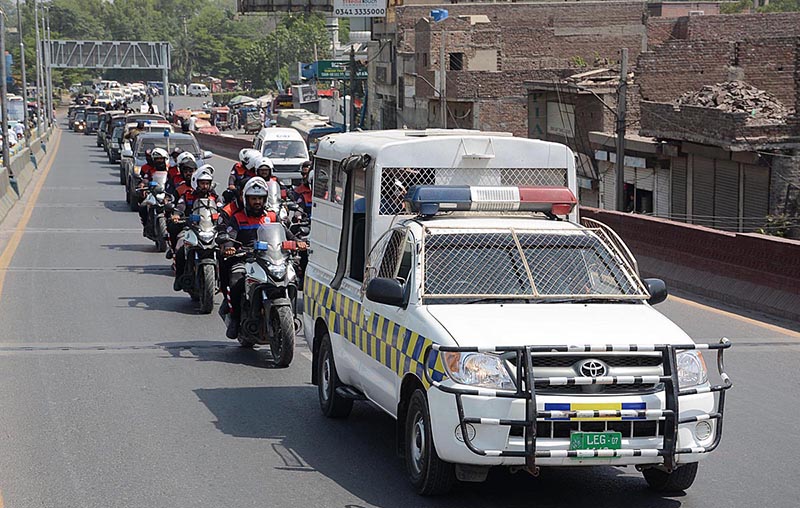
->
{"left": 155, "top": 215, "right": 167, "bottom": 252}
{"left": 269, "top": 305, "right": 295, "bottom": 367}
{"left": 199, "top": 264, "right": 215, "bottom": 314}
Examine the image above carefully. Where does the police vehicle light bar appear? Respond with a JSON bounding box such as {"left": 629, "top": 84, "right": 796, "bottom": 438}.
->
{"left": 404, "top": 186, "right": 577, "bottom": 216}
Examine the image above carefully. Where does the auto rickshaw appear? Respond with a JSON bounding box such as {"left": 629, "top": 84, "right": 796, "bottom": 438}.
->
{"left": 211, "top": 106, "right": 230, "bottom": 130}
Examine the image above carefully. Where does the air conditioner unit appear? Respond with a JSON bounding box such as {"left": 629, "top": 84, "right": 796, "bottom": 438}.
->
{"left": 688, "top": 10, "right": 704, "bottom": 15}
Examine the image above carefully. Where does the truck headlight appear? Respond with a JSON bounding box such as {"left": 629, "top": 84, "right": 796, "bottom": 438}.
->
{"left": 442, "top": 352, "right": 514, "bottom": 390}
{"left": 676, "top": 351, "right": 708, "bottom": 388}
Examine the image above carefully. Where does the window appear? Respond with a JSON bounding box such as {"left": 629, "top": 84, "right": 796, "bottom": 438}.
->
{"left": 450, "top": 53, "right": 464, "bottom": 71}
{"left": 423, "top": 53, "right": 428, "bottom": 68}
{"left": 363, "top": 228, "right": 413, "bottom": 292}
{"left": 332, "top": 161, "right": 346, "bottom": 204}
{"left": 312, "top": 158, "right": 330, "bottom": 200}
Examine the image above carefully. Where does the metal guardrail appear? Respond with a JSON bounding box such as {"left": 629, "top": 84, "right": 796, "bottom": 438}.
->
{"left": 423, "top": 338, "right": 732, "bottom": 470}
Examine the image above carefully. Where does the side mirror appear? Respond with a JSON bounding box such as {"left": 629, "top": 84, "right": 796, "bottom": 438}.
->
{"left": 203, "top": 150, "right": 213, "bottom": 159}
{"left": 644, "top": 278, "right": 668, "bottom": 305}
{"left": 365, "top": 277, "right": 405, "bottom": 307}
{"left": 121, "top": 149, "right": 132, "bottom": 158}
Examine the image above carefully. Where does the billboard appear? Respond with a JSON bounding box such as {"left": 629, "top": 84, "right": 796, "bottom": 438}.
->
{"left": 333, "top": 0, "right": 387, "bottom": 17}
{"left": 316, "top": 59, "right": 368, "bottom": 80}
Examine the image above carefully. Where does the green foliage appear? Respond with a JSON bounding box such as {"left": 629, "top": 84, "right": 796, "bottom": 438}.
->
{"left": 5, "top": 0, "right": 331, "bottom": 90}
{"left": 721, "top": 0, "right": 800, "bottom": 13}
{"left": 720, "top": 0, "right": 751, "bottom": 14}
{"left": 757, "top": 214, "right": 794, "bottom": 237}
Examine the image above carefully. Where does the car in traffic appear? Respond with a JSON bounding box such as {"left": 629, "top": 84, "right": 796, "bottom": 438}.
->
{"left": 253, "top": 127, "right": 309, "bottom": 183}
{"left": 188, "top": 83, "right": 210, "bottom": 96}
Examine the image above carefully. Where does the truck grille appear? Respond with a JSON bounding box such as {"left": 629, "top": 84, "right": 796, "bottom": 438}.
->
{"left": 273, "top": 164, "right": 299, "bottom": 174}
{"left": 509, "top": 353, "right": 664, "bottom": 395}
{"left": 510, "top": 420, "right": 662, "bottom": 439}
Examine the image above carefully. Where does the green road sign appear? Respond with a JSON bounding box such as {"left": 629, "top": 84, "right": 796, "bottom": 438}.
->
{"left": 316, "top": 60, "right": 368, "bottom": 80}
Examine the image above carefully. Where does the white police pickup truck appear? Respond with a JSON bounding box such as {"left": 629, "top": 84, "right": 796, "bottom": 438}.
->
{"left": 302, "top": 129, "right": 732, "bottom": 495}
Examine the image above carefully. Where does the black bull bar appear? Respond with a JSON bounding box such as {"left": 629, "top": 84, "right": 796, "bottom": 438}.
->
{"left": 423, "top": 339, "right": 732, "bottom": 470}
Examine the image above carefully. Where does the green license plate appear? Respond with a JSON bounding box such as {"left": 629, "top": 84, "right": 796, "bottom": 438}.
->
{"left": 570, "top": 431, "right": 622, "bottom": 451}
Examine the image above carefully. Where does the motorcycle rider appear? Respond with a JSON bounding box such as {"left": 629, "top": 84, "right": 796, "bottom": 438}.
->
{"left": 252, "top": 156, "right": 278, "bottom": 184}
{"left": 168, "top": 152, "right": 197, "bottom": 196}
{"left": 222, "top": 177, "right": 306, "bottom": 339}
{"left": 293, "top": 160, "right": 313, "bottom": 216}
{"left": 172, "top": 166, "right": 220, "bottom": 291}
{"left": 168, "top": 147, "right": 185, "bottom": 182}
{"left": 165, "top": 158, "right": 198, "bottom": 256}
{"left": 225, "top": 148, "right": 260, "bottom": 203}
{"left": 138, "top": 148, "right": 170, "bottom": 228}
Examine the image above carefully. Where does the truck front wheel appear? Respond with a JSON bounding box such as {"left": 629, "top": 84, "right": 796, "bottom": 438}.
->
{"left": 643, "top": 462, "right": 698, "bottom": 492}
{"left": 405, "top": 389, "right": 454, "bottom": 495}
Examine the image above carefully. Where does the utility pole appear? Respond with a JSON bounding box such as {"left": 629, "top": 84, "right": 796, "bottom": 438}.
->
{"left": 162, "top": 43, "right": 169, "bottom": 116}
{"left": 615, "top": 47, "right": 628, "bottom": 212}
{"left": 16, "top": 0, "right": 28, "bottom": 144}
{"left": 44, "top": 8, "right": 53, "bottom": 125}
{"left": 1, "top": 10, "right": 11, "bottom": 176}
{"left": 349, "top": 46, "right": 356, "bottom": 132}
{"left": 33, "top": 0, "right": 42, "bottom": 134}
{"left": 439, "top": 29, "right": 446, "bottom": 128}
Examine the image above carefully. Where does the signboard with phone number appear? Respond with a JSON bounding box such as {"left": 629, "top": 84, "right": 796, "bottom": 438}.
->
{"left": 333, "top": 0, "right": 387, "bottom": 17}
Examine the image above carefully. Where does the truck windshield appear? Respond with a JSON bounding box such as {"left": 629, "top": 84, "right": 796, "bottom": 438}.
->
{"left": 422, "top": 229, "right": 647, "bottom": 302}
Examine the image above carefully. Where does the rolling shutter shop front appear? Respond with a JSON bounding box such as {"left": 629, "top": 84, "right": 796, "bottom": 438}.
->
{"left": 671, "top": 156, "right": 687, "bottom": 219}
{"left": 691, "top": 156, "right": 715, "bottom": 227}
{"left": 743, "top": 163, "right": 770, "bottom": 231}
{"left": 714, "top": 159, "right": 739, "bottom": 230}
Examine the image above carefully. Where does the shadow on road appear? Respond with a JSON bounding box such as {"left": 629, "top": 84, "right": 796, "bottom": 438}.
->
{"left": 118, "top": 295, "right": 200, "bottom": 315}
{"left": 102, "top": 200, "right": 131, "bottom": 213}
{"left": 104, "top": 243, "right": 159, "bottom": 253}
{"left": 157, "top": 339, "right": 287, "bottom": 369}
{"left": 117, "top": 264, "right": 174, "bottom": 276}
{"left": 193, "top": 386, "right": 685, "bottom": 508}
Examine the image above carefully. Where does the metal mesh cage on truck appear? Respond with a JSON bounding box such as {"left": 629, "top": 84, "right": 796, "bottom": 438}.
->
{"left": 379, "top": 167, "right": 569, "bottom": 216}
{"left": 422, "top": 339, "right": 732, "bottom": 470}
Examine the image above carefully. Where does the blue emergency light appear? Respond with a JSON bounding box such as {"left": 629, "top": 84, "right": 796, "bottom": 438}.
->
{"left": 163, "top": 128, "right": 170, "bottom": 138}
{"left": 254, "top": 241, "right": 270, "bottom": 251}
{"left": 404, "top": 185, "right": 578, "bottom": 217}
{"left": 189, "top": 214, "right": 201, "bottom": 224}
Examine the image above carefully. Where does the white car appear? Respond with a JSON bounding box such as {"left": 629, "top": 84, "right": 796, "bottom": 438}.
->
{"left": 302, "top": 130, "right": 732, "bottom": 496}
{"left": 188, "top": 83, "right": 210, "bottom": 96}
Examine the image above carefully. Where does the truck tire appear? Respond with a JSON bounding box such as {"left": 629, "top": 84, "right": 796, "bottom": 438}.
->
{"left": 269, "top": 305, "right": 295, "bottom": 367}
{"left": 643, "top": 463, "right": 698, "bottom": 492}
{"left": 318, "top": 334, "right": 352, "bottom": 418}
{"left": 405, "top": 389, "right": 455, "bottom": 496}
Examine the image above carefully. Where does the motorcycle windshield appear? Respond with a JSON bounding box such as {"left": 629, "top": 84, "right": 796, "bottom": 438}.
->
{"left": 192, "top": 199, "right": 217, "bottom": 230}
{"left": 152, "top": 171, "right": 168, "bottom": 187}
{"left": 255, "top": 224, "right": 286, "bottom": 264}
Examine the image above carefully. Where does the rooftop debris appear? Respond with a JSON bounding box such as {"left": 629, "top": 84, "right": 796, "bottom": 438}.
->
{"left": 675, "top": 81, "right": 791, "bottom": 123}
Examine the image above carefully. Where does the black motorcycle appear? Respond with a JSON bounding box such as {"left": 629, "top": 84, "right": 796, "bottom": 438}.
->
{"left": 140, "top": 171, "right": 171, "bottom": 252}
{"left": 175, "top": 198, "right": 220, "bottom": 314}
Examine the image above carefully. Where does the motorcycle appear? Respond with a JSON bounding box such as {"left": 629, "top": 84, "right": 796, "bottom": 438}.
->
{"left": 224, "top": 223, "right": 298, "bottom": 367}
{"left": 175, "top": 198, "right": 220, "bottom": 314}
{"left": 140, "top": 170, "right": 170, "bottom": 252}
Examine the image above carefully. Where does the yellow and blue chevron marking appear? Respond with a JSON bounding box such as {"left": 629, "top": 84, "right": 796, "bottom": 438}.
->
{"left": 305, "top": 277, "right": 446, "bottom": 385}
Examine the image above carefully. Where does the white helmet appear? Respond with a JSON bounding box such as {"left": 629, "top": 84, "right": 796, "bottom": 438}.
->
{"left": 251, "top": 155, "right": 274, "bottom": 174}
{"left": 240, "top": 148, "right": 260, "bottom": 166}
{"left": 243, "top": 176, "right": 269, "bottom": 197}
{"left": 196, "top": 163, "right": 215, "bottom": 175}
{"left": 176, "top": 152, "right": 196, "bottom": 166}
{"left": 151, "top": 147, "right": 169, "bottom": 160}
{"left": 191, "top": 167, "right": 214, "bottom": 190}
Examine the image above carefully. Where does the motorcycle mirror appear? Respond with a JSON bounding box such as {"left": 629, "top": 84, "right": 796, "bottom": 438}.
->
{"left": 215, "top": 234, "right": 229, "bottom": 244}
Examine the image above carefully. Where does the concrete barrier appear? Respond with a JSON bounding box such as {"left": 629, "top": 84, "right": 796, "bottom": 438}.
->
{"left": 0, "top": 129, "right": 53, "bottom": 226}
{"left": 194, "top": 132, "right": 252, "bottom": 161}
{"left": 581, "top": 207, "right": 800, "bottom": 322}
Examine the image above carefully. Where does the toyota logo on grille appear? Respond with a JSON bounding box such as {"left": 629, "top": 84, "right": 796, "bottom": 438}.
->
{"left": 578, "top": 359, "right": 608, "bottom": 378}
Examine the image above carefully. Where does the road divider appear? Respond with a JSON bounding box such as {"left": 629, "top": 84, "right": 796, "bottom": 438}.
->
{"left": 0, "top": 129, "right": 55, "bottom": 225}
{"left": 194, "top": 132, "right": 252, "bottom": 161}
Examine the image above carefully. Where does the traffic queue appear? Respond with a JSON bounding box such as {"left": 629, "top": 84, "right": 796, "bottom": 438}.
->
{"left": 73, "top": 105, "right": 313, "bottom": 368}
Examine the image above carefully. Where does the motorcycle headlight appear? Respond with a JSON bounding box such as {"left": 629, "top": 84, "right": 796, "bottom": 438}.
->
{"left": 442, "top": 352, "right": 514, "bottom": 390}
{"left": 677, "top": 351, "right": 708, "bottom": 388}
{"left": 267, "top": 262, "right": 287, "bottom": 280}
{"left": 198, "top": 230, "right": 215, "bottom": 242}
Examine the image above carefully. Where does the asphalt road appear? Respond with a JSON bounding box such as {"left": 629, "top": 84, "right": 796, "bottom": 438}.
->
{"left": 0, "top": 122, "right": 799, "bottom": 508}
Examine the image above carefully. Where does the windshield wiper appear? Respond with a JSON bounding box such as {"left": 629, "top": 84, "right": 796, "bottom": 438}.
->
{"left": 462, "top": 297, "right": 535, "bottom": 305}
{"left": 541, "top": 297, "right": 636, "bottom": 304}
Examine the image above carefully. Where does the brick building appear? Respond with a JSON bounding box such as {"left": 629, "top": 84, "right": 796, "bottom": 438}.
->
{"left": 637, "top": 13, "right": 800, "bottom": 231}
{"left": 367, "top": 1, "right": 650, "bottom": 134}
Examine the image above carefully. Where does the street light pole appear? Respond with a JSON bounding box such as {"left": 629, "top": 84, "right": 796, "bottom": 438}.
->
{"left": 16, "top": 0, "right": 28, "bottom": 143}
{"left": 1, "top": 10, "right": 11, "bottom": 175}
{"left": 33, "top": 0, "right": 42, "bottom": 134}
{"left": 45, "top": 8, "right": 53, "bottom": 125}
